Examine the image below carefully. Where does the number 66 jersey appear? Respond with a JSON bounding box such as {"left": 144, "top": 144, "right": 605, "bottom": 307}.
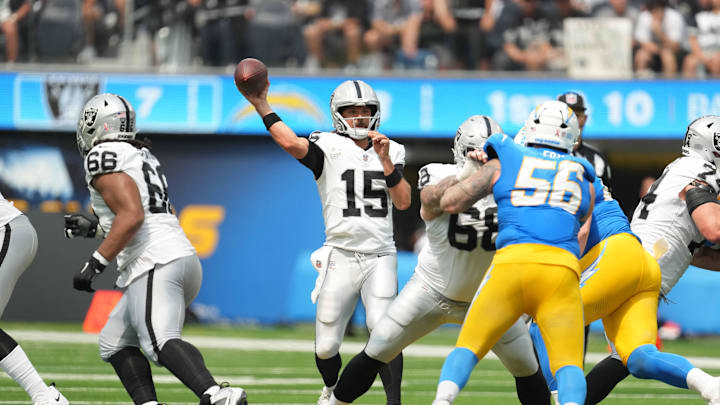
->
{"left": 84, "top": 142, "right": 195, "bottom": 288}
{"left": 416, "top": 163, "right": 497, "bottom": 302}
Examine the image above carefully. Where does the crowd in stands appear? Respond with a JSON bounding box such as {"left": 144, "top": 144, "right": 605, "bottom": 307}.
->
{"left": 1, "top": 0, "right": 719, "bottom": 77}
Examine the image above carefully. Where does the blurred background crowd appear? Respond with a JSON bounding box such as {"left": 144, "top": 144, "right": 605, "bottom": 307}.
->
{"left": 1, "top": 0, "right": 719, "bottom": 77}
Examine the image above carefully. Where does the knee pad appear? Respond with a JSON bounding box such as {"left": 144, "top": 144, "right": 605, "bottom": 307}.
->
{"left": 627, "top": 344, "right": 656, "bottom": 379}
{"left": 315, "top": 338, "right": 341, "bottom": 360}
{"left": 365, "top": 320, "right": 404, "bottom": 363}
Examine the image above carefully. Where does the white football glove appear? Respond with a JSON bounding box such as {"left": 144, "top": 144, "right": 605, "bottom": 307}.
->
{"left": 456, "top": 157, "right": 483, "bottom": 181}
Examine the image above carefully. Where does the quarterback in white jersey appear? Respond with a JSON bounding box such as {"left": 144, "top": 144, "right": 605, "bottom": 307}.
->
{"left": 239, "top": 78, "right": 410, "bottom": 405}
{"left": 325, "top": 116, "right": 548, "bottom": 405}
{"left": 65, "top": 93, "right": 247, "bottom": 405}
{"left": 0, "top": 196, "right": 70, "bottom": 405}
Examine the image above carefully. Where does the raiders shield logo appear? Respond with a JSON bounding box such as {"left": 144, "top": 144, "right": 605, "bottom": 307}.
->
{"left": 714, "top": 132, "right": 720, "bottom": 152}
{"left": 83, "top": 108, "right": 98, "bottom": 127}
{"left": 44, "top": 74, "right": 100, "bottom": 123}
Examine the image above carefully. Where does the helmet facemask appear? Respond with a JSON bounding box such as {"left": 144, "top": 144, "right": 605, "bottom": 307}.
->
{"left": 330, "top": 80, "right": 381, "bottom": 140}
{"left": 452, "top": 115, "right": 503, "bottom": 168}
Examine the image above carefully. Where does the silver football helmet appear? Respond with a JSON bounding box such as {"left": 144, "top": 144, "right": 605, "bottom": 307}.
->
{"left": 682, "top": 115, "right": 720, "bottom": 169}
{"left": 76, "top": 93, "right": 137, "bottom": 156}
{"left": 452, "top": 115, "right": 503, "bottom": 167}
{"left": 523, "top": 100, "right": 579, "bottom": 153}
{"left": 330, "top": 80, "right": 381, "bottom": 140}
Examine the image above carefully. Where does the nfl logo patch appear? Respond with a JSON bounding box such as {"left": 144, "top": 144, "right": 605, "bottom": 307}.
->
{"left": 315, "top": 260, "right": 322, "bottom": 268}
{"left": 566, "top": 93, "right": 577, "bottom": 104}
{"left": 363, "top": 154, "right": 369, "bottom": 162}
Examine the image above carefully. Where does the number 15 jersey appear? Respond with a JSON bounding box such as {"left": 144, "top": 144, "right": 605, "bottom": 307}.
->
{"left": 299, "top": 132, "right": 406, "bottom": 254}
{"left": 84, "top": 142, "right": 195, "bottom": 288}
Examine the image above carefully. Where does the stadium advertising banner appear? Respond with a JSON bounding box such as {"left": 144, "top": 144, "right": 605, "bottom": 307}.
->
{"left": 1, "top": 71, "right": 719, "bottom": 138}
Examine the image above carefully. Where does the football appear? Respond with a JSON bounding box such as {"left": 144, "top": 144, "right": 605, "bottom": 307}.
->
{"left": 234, "top": 58, "right": 268, "bottom": 95}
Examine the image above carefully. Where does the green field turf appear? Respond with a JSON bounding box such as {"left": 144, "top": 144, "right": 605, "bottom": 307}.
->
{"left": 0, "top": 322, "right": 718, "bottom": 404}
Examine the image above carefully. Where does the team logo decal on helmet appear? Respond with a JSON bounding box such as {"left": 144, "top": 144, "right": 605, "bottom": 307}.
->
{"left": 83, "top": 108, "right": 98, "bottom": 127}
{"left": 713, "top": 132, "right": 720, "bottom": 152}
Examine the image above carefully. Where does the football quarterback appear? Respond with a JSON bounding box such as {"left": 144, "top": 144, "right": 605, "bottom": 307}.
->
{"left": 239, "top": 79, "right": 410, "bottom": 405}
{"left": 65, "top": 93, "right": 247, "bottom": 405}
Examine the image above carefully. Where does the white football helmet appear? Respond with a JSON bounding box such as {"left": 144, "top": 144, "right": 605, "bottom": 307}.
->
{"left": 76, "top": 93, "right": 137, "bottom": 156}
{"left": 452, "top": 115, "right": 503, "bottom": 167}
{"left": 524, "top": 100, "right": 579, "bottom": 153}
{"left": 682, "top": 115, "right": 720, "bottom": 169}
{"left": 330, "top": 80, "right": 380, "bottom": 140}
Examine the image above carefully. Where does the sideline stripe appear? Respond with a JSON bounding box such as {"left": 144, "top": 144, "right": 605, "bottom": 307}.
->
{"left": 9, "top": 330, "right": 720, "bottom": 368}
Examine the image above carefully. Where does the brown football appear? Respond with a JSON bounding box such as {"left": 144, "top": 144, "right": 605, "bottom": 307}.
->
{"left": 234, "top": 58, "right": 268, "bottom": 95}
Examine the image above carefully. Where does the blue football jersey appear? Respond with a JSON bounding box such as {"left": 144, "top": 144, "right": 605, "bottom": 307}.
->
{"left": 583, "top": 176, "right": 637, "bottom": 256}
{"left": 483, "top": 133, "right": 596, "bottom": 257}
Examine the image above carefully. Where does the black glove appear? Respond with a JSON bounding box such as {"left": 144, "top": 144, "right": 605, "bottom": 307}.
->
{"left": 64, "top": 214, "right": 100, "bottom": 238}
{"left": 73, "top": 254, "right": 107, "bottom": 292}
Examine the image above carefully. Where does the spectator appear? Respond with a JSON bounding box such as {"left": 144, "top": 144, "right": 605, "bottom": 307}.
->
{"left": 407, "top": 0, "right": 459, "bottom": 69}
{"left": 682, "top": 0, "right": 720, "bottom": 78}
{"left": 303, "top": 0, "right": 369, "bottom": 71}
{"left": 592, "top": 0, "right": 640, "bottom": 22}
{"left": 79, "top": 0, "right": 125, "bottom": 62}
{"left": 0, "top": 0, "right": 29, "bottom": 62}
{"left": 190, "top": 0, "right": 246, "bottom": 67}
{"left": 450, "top": 0, "right": 503, "bottom": 70}
{"left": 363, "top": 0, "right": 423, "bottom": 71}
{"left": 634, "top": 0, "right": 686, "bottom": 77}
{"left": 245, "top": 0, "right": 305, "bottom": 67}
{"left": 492, "top": 0, "right": 562, "bottom": 71}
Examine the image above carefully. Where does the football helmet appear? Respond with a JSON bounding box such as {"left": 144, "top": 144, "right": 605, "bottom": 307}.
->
{"left": 452, "top": 115, "right": 503, "bottom": 167}
{"left": 330, "top": 80, "right": 380, "bottom": 140}
{"left": 524, "top": 100, "right": 579, "bottom": 153}
{"left": 682, "top": 115, "right": 720, "bottom": 169}
{"left": 76, "top": 93, "right": 137, "bottom": 156}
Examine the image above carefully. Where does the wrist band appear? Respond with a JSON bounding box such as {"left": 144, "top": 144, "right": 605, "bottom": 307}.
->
{"left": 385, "top": 167, "right": 403, "bottom": 188}
{"left": 262, "top": 112, "right": 282, "bottom": 130}
{"left": 92, "top": 251, "right": 110, "bottom": 267}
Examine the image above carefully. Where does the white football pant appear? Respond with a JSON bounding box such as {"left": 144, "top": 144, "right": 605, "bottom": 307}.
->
{"left": 315, "top": 248, "right": 397, "bottom": 359}
{"left": 99, "top": 254, "right": 202, "bottom": 364}
{"left": 366, "top": 273, "right": 539, "bottom": 377}
{"left": 0, "top": 216, "right": 37, "bottom": 316}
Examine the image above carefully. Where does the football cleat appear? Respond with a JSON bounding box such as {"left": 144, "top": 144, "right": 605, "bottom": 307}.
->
{"left": 34, "top": 383, "right": 70, "bottom": 405}
{"left": 203, "top": 383, "right": 247, "bottom": 405}
{"left": 431, "top": 400, "right": 451, "bottom": 405}
{"left": 317, "top": 385, "right": 333, "bottom": 405}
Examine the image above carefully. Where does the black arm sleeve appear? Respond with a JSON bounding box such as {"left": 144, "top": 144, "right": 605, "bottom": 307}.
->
{"left": 298, "top": 141, "right": 325, "bottom": 180}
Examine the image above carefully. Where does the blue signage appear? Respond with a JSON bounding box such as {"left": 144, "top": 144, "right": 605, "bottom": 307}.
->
{"left": 1, "top": 71, "right": 719, "bottom": 139}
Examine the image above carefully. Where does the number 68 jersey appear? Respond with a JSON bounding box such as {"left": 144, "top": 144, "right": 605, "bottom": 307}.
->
{"left": 631, "top": 156, "right": 720, "bottom": 294}
{"left": 84, "top": 142, "right": 195, "bottom": 287}
{"left": 416, "top": 163, "right": 497, "bottom": 302}
{"left": 301, "top": 132, "right": 406, "bottom": 254}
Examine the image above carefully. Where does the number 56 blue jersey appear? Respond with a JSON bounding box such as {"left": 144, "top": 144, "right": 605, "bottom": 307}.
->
{"left": 483, "top": 133, "right": 596, "bottom": 258}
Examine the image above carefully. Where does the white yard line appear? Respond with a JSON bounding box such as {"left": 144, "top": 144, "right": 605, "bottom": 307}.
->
{"left": 9, "top": 329, "right": 720, "bottom": 369}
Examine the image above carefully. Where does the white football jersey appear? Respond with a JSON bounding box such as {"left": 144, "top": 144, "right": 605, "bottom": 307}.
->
{"left": 0, "top": 192, "right": 22, "bottom": 227}
{"left": 630, "top": 156, "right": 720, "bottom": 294}
{"left": 84, "top": 142, "right": 195, "bottom": 287}
{"left": 309, "top": 132, "right": 405, "bottom": 254}
{"left": 415, "top": 163, "right": 497, "bottom": 302}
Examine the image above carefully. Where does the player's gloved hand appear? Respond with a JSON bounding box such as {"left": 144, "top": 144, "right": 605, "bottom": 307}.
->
{"left": 456, "top": 155, "right": 483, "bottom": 181}
{"left": 64, "top": 214, "right": 99, "bottom": 238}
{"left": 73, "top": 252, "right": 108, "bottom": 293}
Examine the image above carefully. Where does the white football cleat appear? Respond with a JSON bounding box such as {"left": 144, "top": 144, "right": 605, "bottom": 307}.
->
{"left": 34, "top": 383, "right": 70, "bottom": 405}
{"left": 317, "top": 386, "right": 333, "bottom": 405}
{"left": 209, "top": 384, "right": 247, "bottom": 405}
{"left": 552, "top": 390, "right": 560, "bottom": 405}
{"left": 431, "top": 400, "right": 451, "bottom": 405}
